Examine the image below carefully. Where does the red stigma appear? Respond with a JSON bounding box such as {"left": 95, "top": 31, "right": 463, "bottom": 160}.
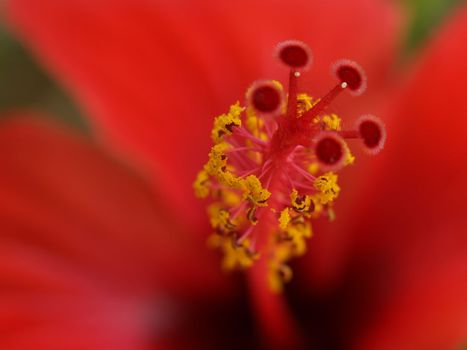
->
{"left": 333, "top": 59, "right": 367, "bottom": 96}
{"left": 315, "top": 132, "right": 346, "bottom": 170}
{"left": 276, "top": 40, "right": 312, "bottom": 70}
{"left": 357, "top": 115, "right": 386, "bottom": 154}
{"left": 248, "top": 81, "right": 283, "bottom": 115}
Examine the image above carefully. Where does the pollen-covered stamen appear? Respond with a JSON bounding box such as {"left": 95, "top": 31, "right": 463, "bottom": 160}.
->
{"left": 314, "top": 132, "right": 347, "bottom": 171}
{"left": 195, "top": 39, "right": 385, "bottom": 293}
{"left": 247, "top": 80, "right": 284, "bottom": 116}
{"left": 333, "top": 59, "right": 367, "bottom": 96}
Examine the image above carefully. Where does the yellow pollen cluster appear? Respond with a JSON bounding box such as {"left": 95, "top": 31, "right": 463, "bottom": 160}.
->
{"left": 314, "top": 172, "right": 340, "bottom": 204}
{"left": 243, "top": 175, "right": 271, "bottom": 207}
{"left": 322, "top": 113, "right": 342, "bottom": 131}
{"left": 208, "top": 234, "right": 258, "bottom": 270}
{"left": 208, "top": 204, "right": 236, "bottom": 232}
{"left": 203, "top": 143, "right": 241, "bottom": 189}
{"left": 269, "top": 206, "right": 313, "bottom": 293}
{"left": 194, "top": 169, "right": 210, "bottom": 198}
{"left": 211, "top": 102, "right": 243, "bottom": 143}
{"left": 297, "top": 93, "right": 317, "bottom": 117}
{"left": 246, "top": 107, "right": 267, "bottom": 141}
{"left": 290, "top": 189, "right": 314, "bottom": 212}
{"left": 268, "top": 243, "right": 294, "bottom": 293}
{"left": 344, "top": 143, "right": 356, "bottom": 165}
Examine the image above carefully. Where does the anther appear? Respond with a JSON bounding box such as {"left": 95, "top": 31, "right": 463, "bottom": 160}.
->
{"left": 314, "top": 132, "right": 347, "bottom": 171}
{"left": 247, "top": 80, "right": 284, "bottom": 116}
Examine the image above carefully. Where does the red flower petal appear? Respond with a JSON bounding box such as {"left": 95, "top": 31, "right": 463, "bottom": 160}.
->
{"left": 5, "top": 0, "right": 403, "bottom": 226}
{"left": 0, "top": 117, "right": 230, "bottom": 348}
{"left": 0, "top": 116, "right": 226, "bottom": 292}
{"left": 344, "top": 6, "right": 467, "bottom": 348}
{"left": 247, "top": 259, "right": 304, "bottom": 350}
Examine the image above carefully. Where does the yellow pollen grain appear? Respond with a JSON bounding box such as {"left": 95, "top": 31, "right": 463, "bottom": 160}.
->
{"left": 208, "top": 235, "right": 258, "bottom": 270}
{"left": 208, "top": 204, "right": 234, "bottom": 231}
{"left": 193, "top": 170, "right": 210, "bottom": 198}
{"left": 205, "top": 143, "right": 243, "bottom": 189}
{"left": 290, "top": 189, "right": 313, "bottom": 212}
{"left": 211, "top": 102, "right": 244, "bottom": 144}
{"left": 278, "top": 208, "right": 291, "bottom": 230}
{"left": 285, "top": 221, "right": 312, "bottom": 255}
{"left": 297, "top": 93, "right": 316, "bottom": 117}
{"left": 321, "top": 113, "right": 342, "bottom": 131}
{"left": 314, "top": 172, "right": 340, "bottom": 205}
{"left": 268, "top": 242, "right": 293, "bottom": 293}
{"left": 220, "top": 190, "right": 242, "bottom": 207}
{"left": 344, "top": 143, "right": 355, "bottom": 165}
{"left": 242, "top": 175, "right": 271, "bottom": 207}
{"left": 245, "top": 107, "right": 268, "bottom": 142}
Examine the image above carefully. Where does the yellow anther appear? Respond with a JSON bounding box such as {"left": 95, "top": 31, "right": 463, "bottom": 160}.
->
{"left": 193, "top": 170, "right": 210, "bottom": 198}
{"left": 205, "top": 143, "right": 243, "bottom": 189}
{"left": 208, "top": 235, "right": 258, "bottom": 270}
{"left": 211, "top": 102, "right": 244, "bottom": 143}
{"left": 322, "top": 113, "right": 342, "bottom": 131}
{"left": 205, "top": 143, "right": 229, "bottom": 174}
{"left": 220, "top": 172, "right": 244, "bottom": 189}
{"left": 246, "top": 107, "right": 262, "bottom": 134}
{"left": 220, "top": 190, "right": 242, "bottom": 207}
{"left": 268, "top": 262, "right": 293, "bottom": 294}
{"left": 242, "top": 175, "right": 271, "bottom": 207}
{"left": 290, "top": 189, "right": 313, "bottom": 212}
{"left": 268, "top": 243, "right": 293, "bottom": 293}
{"left": 314, "top": 172, "right": 340, "bottom": 204}
{"left": 278, "top": 208, "right": 291, "bottom": 230}
{"left": 208, "top": 204, "right": 236, "bottom": 232}
{"left": 344, "top": 143, "right": 355, "bottom": 165}
{"left": 285, "top": 221, "right": 312, "bottom": 255}
{"left": 297, "top": 93, "right": 316, "bottom": 117}
{"left": 245, "top": 107, "right": 268, "bottom": 142}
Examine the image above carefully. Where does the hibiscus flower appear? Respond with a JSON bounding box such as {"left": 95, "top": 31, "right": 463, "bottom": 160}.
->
{"left": 1, "top": 0, "right": 467, "bottom": 349}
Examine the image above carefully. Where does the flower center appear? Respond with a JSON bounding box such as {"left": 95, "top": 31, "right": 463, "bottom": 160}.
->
{"left": 194, "top": 40, "right": 386, "bottom": 292}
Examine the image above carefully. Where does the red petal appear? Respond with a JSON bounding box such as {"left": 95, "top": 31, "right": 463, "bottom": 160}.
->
{"left": 247, "top": 258, "right": 304, "bottom": 350}
{"left": 0, "top": 117, "right": 229, "bottom": 348}
{"left": 5, "top": 0, "right": 403, "bottom": 226}
{"left": 0, "top": 116, "right": 226, "bottom": 293}
{"left": 344, "top": 6, "right": 467, "bottom": 348}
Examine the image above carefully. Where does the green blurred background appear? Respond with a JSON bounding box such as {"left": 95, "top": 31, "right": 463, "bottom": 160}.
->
{"left": 0, "top": 0, "right": 464, "bottom": 134}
